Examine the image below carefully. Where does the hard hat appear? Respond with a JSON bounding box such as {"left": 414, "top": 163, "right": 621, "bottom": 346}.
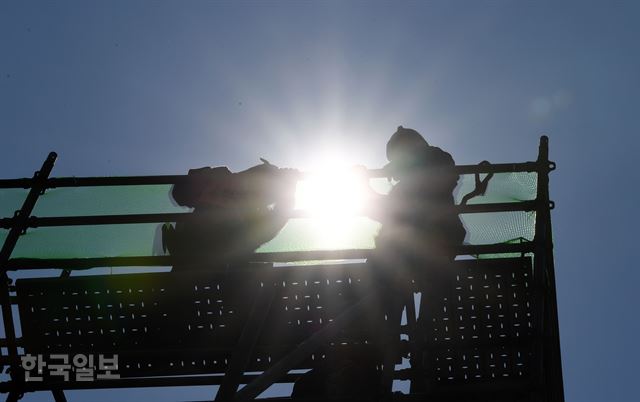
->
{"left": 386, "top": 126, "right": 429, "bottom": 162}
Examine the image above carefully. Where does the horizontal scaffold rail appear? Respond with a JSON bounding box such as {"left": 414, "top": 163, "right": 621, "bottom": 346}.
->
{"left": 5, "top": 243, "right": 533, "bottom": 270}
{"left": 0, "top": 160, "right": 546, "bottom": 189}
{"left": 0, "top": 201, "right": 539, "bottom": 230}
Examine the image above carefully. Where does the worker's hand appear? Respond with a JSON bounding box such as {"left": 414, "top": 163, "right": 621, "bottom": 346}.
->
{"left": 350, "top": 164, "right": 369, "bottom": 177}
{"left": 350, "top": 165, "right": 386, "bottom": 221}
{"left": 278, "top": 167, "right": 300, "bottom": 180}
{"left": 350, "top": 165, "right": 377, "bottom": 196}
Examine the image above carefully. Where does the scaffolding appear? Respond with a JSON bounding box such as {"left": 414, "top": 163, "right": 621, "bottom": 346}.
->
{"left": 0, "top": 137, "right": 563, "bottom": 401}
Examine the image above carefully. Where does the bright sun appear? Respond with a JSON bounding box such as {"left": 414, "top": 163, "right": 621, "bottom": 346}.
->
{"left": 291, "top": 154, "right": 375, "bottom": 248}
{"left": 295, "top": 167, "right": 369, "bottom": 217}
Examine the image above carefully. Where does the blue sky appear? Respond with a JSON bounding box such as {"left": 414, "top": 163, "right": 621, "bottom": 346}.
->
{"left": 1, "top": 1, "right": 639, "bottom": 401}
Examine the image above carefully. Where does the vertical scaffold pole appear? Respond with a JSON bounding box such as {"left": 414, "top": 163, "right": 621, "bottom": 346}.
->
{"left": 0, "top": 152, "right": 57, "bottom": 397}
{"left": 534, "top": 137, "right": 564, "bottom": 402}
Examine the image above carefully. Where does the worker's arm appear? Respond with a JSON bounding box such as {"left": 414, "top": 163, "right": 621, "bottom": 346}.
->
{"left": 350, "top": 165, "right": 390, "bottom": 223}
{"left": 245, "top": 172, "right": 297, "bottom": 247}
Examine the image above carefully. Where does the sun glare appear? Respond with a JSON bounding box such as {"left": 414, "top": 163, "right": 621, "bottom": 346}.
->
{"left": 292, "top": 155, "right": 373, "bottom": 246}
{"left": 295, "top": 168, "right": 368, "bottom": 217}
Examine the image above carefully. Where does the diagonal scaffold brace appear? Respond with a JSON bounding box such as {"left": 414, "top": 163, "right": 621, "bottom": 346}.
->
{"left": 0, "top": 153, "right": 64, "bottom": 402}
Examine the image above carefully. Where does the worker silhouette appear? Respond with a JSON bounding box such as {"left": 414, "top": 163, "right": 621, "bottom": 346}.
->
{"left": 292, "top": 126, "right": 465, "bottom": 398}
{"left": 163, "top": 159, "right": 298, "bottom": 271}
{"left": 367, "top": 126, "right": 466, "bottom": 393}
{"left": 369, "top": 125, "right": 465, "bottom": 271}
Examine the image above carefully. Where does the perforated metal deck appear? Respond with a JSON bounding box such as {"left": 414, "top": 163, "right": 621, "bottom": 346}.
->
{"left": 16, "top": 257, "right": 537, "bottom": 388}
{"left": 16, "top": 263, "right": 387, "bottom": 377}
{"left": 424, "top": 257, "right": 536, "bottom": 385}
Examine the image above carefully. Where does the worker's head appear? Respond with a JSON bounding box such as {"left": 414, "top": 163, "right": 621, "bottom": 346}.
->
{"left": 384, "top": 126, "right": 429, "bottom": 180}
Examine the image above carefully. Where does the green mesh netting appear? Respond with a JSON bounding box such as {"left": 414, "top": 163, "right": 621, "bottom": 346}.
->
{"left": 0, "top": 189, "right": 29, "bottom": 218}
{"left": 0, "top": 172, "right": 537, "bottom": 259}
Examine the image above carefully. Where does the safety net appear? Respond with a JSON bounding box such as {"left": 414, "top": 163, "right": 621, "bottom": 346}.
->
{"left": 0, "top": 172, "right": 537, "bottom": 259}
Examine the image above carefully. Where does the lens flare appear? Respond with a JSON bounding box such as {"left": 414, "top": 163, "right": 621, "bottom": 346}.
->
{"left": 293, "top": 154, "right": 373, "bottom": 246}
{"left": 295, "top": 169, "right": 367, "bottom": 217}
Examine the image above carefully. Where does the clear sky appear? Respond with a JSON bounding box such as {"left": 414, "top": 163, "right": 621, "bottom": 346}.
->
{"left": 1, "top": 1, "right": 639, "bottom": 401}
